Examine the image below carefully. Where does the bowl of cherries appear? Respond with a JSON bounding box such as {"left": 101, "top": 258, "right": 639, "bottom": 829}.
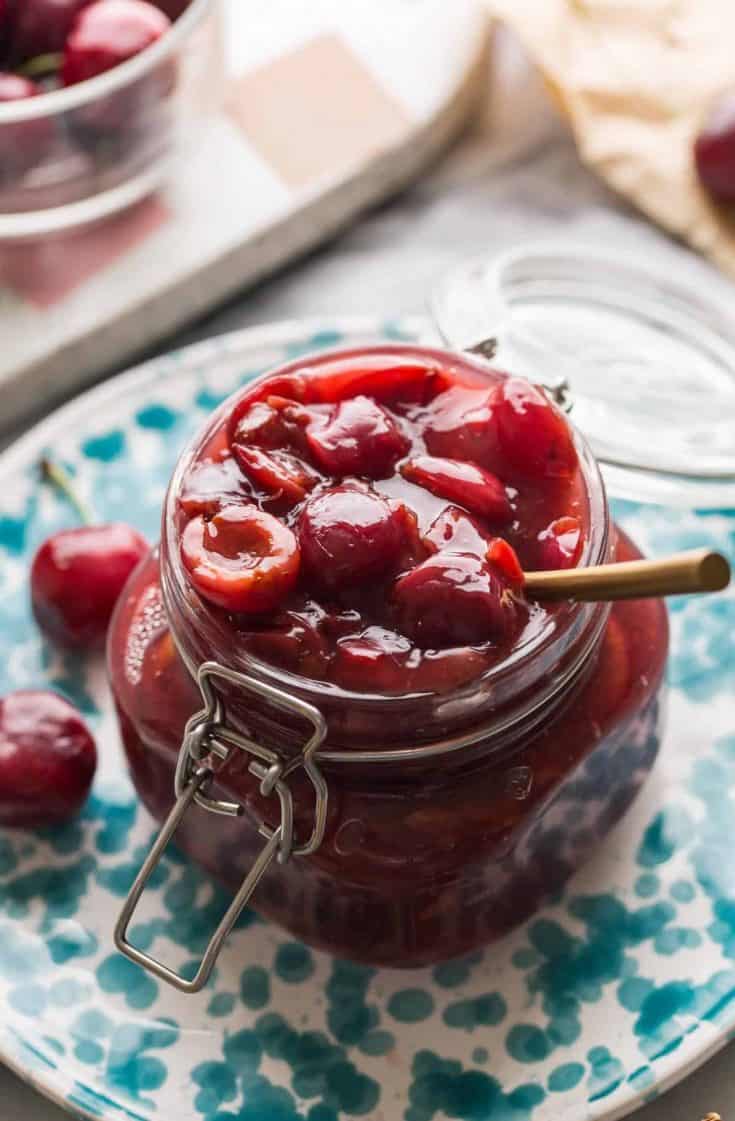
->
{"left": 0, "top": 0, "right": 219, "bottom": 239}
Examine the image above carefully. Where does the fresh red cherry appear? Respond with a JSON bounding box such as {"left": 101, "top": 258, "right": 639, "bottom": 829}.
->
{"left": 298, "top": 487, "right": 405, "bottom": 592}
{"left": 233, "top": 446, "right": 318, "bottom": 506}
{"left": 0, "top": 691, "right": 97, "bottom": 828}
{"left": 394, "top": 553, "right": 515, "bottom": 648}
{"left": 62, "top": 0, "right": 170, "bottom": 86}
{"left": 494, "top": 378, "right": 577, "bottom": 481}
{"left": 0, "top": 72, "right": 53, "bottom": 183}
{"left": 181, "top": 504, "right": 300, "bottom": 614}
{"left": 31, "top": 523, "right": 148, "bottom": 650}
{"left": 422, "top": 385, "right": 500, "bottom": 465}
{"left": 11, "top": 0, "right": 90, "bottom": 63}
{"left": 423, "top": 506, "right": 490, "bottom": 557}
{"left": 694, "top": 91, "right": 735, "bottom": 203}
{"left": 305, "top": 396, "right": 409, "bottom": 479}
{"left": 536, "top": 515, "right": 583, "bottom": 571}
{"left": 402, "top": 456, "right": 512, "bottom": 524}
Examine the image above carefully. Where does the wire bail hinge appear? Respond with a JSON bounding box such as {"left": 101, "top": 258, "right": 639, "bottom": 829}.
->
{"left": 114, "top": 662, "right": 328, "bottom": 993}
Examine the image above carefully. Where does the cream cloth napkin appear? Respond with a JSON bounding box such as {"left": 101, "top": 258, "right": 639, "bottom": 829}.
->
{"left": 487, "top": 0, "right": 735, "bottom": 276}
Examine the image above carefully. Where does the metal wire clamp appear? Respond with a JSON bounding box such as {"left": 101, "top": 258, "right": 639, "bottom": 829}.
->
{"left": 114, "top": 661, "right": 328, "bottom": 993}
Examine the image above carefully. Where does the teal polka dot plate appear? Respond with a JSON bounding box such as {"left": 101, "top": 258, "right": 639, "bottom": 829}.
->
{"left": 0, "top": 318, "right": 734, "bottom": 1121}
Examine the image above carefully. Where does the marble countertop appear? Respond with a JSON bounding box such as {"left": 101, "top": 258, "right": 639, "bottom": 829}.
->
{"left": 3, "top": 45, "right": 734, "bottom": 1118}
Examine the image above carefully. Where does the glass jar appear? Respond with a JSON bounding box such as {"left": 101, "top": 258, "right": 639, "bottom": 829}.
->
{"left": 107, "top": 343, "right": 669, "bottom": 991}
{"left": 0, "top": 0, "right": 220, "bottom": 240}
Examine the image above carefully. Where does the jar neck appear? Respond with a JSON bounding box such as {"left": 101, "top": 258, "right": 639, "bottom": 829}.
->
{"left": 161, "top": 346, "right": 612, "bottom": 771}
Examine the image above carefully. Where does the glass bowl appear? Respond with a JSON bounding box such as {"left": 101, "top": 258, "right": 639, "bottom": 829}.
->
{"left": 0, "top": 0, "right": 221, "bottom": 241}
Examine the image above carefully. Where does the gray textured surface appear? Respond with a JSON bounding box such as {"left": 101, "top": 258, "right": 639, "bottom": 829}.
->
{"left": 3, "top": 61, "right": 734, "bottom": 1119}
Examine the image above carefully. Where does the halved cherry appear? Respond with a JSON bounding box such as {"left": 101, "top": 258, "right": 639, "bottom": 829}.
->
{"left": 494, "top": 378, "right": 577, "bottom": 480}
{"left": 423, "top": 506, "right": 490, "bottom": 558}
{"left": 394, "top": 552, "right": 515, "bottom": 647}
{"left": 230, "top": 395, "right": 319, "bottom": 456}
{"left": 536, "top": 515, "right": 583, "bottom": 570}
{"left": 178, "top": 456, "right": 253, "bottom": 517}
{"left": 233, "top": 445, "right": 318, "bottom": 505}
{"left": 422, "top": 385, "right": 500, "bottom": 466}
{"left": 181, "top": 505, "right": 300, "bottom": 613}
{"left": 303, "top": 355, "right": 447, "bottom": 405}
{"left": 305, "top": 396, "right": 409, "bottom": 479}
{"left": 401, "top": 456, "right": 512, "bottom": 524}
{"left": 298, "top": 486, "right": 405, "bottom": 592}
{"left": 486, "top": 537, "right": 524, "bottom": 587}
{"left": 227, "top": 376, "right": 312, "bottom": 442}
{"left": 232, "top": 398, "right": 285, "bottom": 448}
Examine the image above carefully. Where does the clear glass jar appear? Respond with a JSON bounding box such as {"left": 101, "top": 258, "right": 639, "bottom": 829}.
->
{"left": 107, "top": 344, "right": 669, "bottom": 981}
{"left": 0, "top": 0, "right": 220, "bottom": 240}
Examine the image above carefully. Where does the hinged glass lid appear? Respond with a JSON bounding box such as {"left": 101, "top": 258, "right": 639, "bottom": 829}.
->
{"left": 431, "top": 244, "right": 735, "bottom": 508}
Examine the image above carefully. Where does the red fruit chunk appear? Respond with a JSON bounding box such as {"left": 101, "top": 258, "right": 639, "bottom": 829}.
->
{"left": 232, "top": 399, "right": 282, "bottom": 447}
{"left": 402, "top": 455, "right": 512, "bottom": 524}
{"left": 11, "top": 0, "right": 90, "bottom": 62}
{"left": 62, "top": 0, "right": 170, "bottom": 86}
{"left": 486, "top": 537, "right": 524, "bottom": 587}
{"left": 306, "top": 396, "right": 409, "bottom": 479}
{"left": 245, "top": 609, "right": 329, "bottom": 678}
{"left": 299, "top": 487, "right": 405, "bottom": 592}
{"left": 181, "top": 505, "right": 300, "bottom": 614}
{"left": 230, "top": 396, "right": 315, "bottom": 456}
{"left": 305, "top": 355, "right": 446, "bottom": 405}
{"left": 536, "top": 515, "right": 583, "bottom": 571}
{"left": 694, "top": 91, "right": 735, "bottom": 203}
{"left": 392, "top": 501, "right": 427, "bottom": 568}
{"left": 423, "top": 506, "right": 490, "bottom": 558}
{"left": 179, "top": 456, "right": 253, "bottom": 518}
{"left": 408, "top": 647, "right": 489, "bottom": 694}
{"left": 31, "top": 523, "right": 148, "bottom": 649}
{"left": 0, "top": 691, "right": 96, "bottom": 828}
{"left": 233, "top": 445, "right": 317, "bottom": 505}
{"left": 334, "top": 627, "right": 412, "bottom": 692}
{"left": 394, "top": 553, "right": 515, "bottom": 648}
{"left": 494, "top": 378, "right": 577, "bottom": 481}
{"left": 0, "top": 73, "right": 53, "bottom": 183}
{"left": 422, "top": 385, "right": 499, "bottom": 465}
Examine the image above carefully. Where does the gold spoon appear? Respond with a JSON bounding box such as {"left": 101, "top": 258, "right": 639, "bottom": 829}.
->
{"left": 524, "top": 547, "right": 731, "bottom": 603}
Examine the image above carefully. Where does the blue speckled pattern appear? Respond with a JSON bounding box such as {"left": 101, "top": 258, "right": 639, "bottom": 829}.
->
{"left": 0, "top": 318, "right": 733, "bottom": 1121}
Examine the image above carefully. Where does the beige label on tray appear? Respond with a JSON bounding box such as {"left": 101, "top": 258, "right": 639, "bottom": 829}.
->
{"left": 225, "top": 33, "right": 413, "bottom": 190}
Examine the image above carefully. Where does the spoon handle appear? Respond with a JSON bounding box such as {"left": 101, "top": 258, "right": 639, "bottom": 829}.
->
{"left": 524, "top": 548, "right": 731, "bottom": 603}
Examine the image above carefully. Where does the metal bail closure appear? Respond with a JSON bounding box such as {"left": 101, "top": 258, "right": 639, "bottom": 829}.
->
{"left": 114, "top": 661, "right": 328, "bottom": 994}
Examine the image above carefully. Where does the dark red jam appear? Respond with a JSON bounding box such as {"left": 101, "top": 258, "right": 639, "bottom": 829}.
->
{"left": 108, "top": 346, "right": 669, "bottom": 967}
{"left": 172, "top": 349, "right": 589, "bottom": 693}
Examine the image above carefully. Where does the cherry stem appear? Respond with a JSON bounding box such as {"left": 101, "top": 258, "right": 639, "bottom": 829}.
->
{"left": 40, "top": 458, "right": 95, "bottom": 526}
{"left": 17, "top": 52, "right": 63, "bottom": 79}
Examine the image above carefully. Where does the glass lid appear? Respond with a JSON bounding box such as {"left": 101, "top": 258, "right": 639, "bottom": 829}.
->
{"left": 431, "top": 243, "right": 735, "bottom": 508}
